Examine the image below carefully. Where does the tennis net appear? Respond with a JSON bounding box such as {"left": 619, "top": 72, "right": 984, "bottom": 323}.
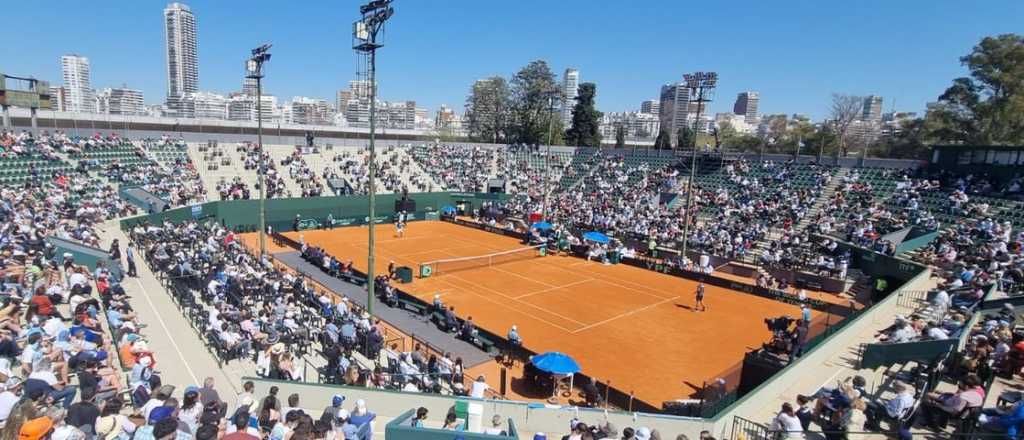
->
{"left": 420, "top": 245, "right": 545, "bottom": 277}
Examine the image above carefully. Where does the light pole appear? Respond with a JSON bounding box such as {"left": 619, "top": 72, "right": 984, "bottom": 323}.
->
{"left": 679, "top": 71, "right": 717, "bottom": 260}
{"left": 541, "top": 90, "right": 559, "bottom": 221}
{"left": 354, "top": 0, "right": 394, "bottom": 316}
{"left": 247, "top": 43, "right": 272, "bottom": 256}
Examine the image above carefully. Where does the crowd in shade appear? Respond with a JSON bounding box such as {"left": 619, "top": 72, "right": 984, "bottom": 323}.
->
{"left": 331, "top": 146, "right": 434, "bottom": 195}
{"left": 239, "top": 143, "right": 289, "bottom": 199}
{"left": 278, "top": 148, "right": 326, "bottom": 198}
{"left": 410, "top": 144, "right": 497, "bottom": 192}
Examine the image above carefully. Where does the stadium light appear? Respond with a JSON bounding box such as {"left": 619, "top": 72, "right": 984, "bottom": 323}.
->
{"left": 679, "top": 71, "right": 717, "bottom": 260}
{"left": 246, "top": 43, "right": 271, "bottom": 257}
{"left": 353, "top": 0, "right": 394, "bottom": 316}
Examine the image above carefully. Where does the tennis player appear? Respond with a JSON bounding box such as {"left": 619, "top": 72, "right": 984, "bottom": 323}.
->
{"left": 395, "top": 219, "right": 405, "bottom": 238}
{"left": 695, "top": 282, "right": 707, "bottom": 312}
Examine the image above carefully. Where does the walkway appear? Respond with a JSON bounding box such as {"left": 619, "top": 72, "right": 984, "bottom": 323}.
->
{"left": 273, "top": 251, "right": 493, "bottom": 367}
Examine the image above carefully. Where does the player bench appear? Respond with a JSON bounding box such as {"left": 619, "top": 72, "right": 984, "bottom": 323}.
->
{"left": 397, "top": 298, "right": 428, "bottom": 316}
{"left": 473, "top": 334, "right": 497, "bottom": 354}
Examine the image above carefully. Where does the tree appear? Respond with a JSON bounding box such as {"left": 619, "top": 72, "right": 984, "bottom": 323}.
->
{"left": 614, "top": 124, "right": 626, "bottom": 149}
{"left": 925, "top": 34, "right": 1024, "bottom": 144}
{"left": 676, "top": 126, "right": 695, "bottom": 150}
{"left": 564, "top": 82, "right": 603, "bottom": 147}
{"left": 510, "top": 60, "right": 559, "bottom": 145}
{"left": 829, "top": 93, "right": 865, "bottom": 157}
{"left": 465, "top": 76, "right": 511, "bottom": 143}
{"left": 872, "top": 118, "right": 931, "bottom": 159}
{"left": 654, "top": 130, "right": 671, "bottom": 150}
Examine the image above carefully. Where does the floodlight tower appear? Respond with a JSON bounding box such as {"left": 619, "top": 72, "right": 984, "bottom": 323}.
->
{"left": 246, "top": 44, "right": 272, "bottom": 257}
{"left": 353, "top": 0, "right": 394, "bottom": 315}
{"left": 679, "top": 71, "right": 717, "bottom": 259}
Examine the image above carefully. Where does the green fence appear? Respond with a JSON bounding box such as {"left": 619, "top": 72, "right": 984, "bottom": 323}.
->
{"left": 119, "top": 192, "right": 507, "bottom": 232}
{"left": 894, "top": 229, "right": 940, "bottom": 256}
{"left": 817, "top": 234, "right": 925, "bottom": 283}
{"left": 859, "top": 338, "right": 958, "bottom": 370}
{"left": 47, "top": 236, "right": 123, "bottom": 279}
{"left": 384, "top": 409, "right": 518, "bottom": 440}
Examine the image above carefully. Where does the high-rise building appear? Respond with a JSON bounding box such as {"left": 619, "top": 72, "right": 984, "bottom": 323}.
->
{"left": 862, "top": 95, "right": 883, "bottom": 122}
{"left": 228, "top": 94, "right": 277, "bottom": 122}
{"left": 190, "top": 92, "right": 227, "bottom": 120}
{"left": 97, "top": 87, "right": 145, "bottom": 115}
{"left": 61, "top": 54, "right": 96, "bottom": 113}
{"left": 561, "top": 68, "right": 580, "bottom": 127}
{"left": 380, "top": 101, "right": 416, "bottom": 130}
{"left": 733, "top": 91, "right": 759, "bottom": 122}
{"left": 349, "top": 80, "right": 376, "bottom": 101}
{"left": 336, "top": 89, "right": 352, "bottom": 115}
{"left": 49, "top": 86, "right": 67, "bottom": 112}
{"left": 640, "top": 100, "right": 660, "bottom": 115}
{"left": 286, "top": 97, "right": 333, "bottom": 125}
{"left": 241, "top": 77, "right": 258, "bottom": 96}
{"left": 658, "top": 83, "right": 694, "bottom": 141}
{"left": 164, "top": 2, "right": 199, "bottom": 117}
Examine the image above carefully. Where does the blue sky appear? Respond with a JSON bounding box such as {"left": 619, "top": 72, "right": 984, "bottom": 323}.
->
{"left": 2, "top": 0, "right": 1020, "bottom": 120}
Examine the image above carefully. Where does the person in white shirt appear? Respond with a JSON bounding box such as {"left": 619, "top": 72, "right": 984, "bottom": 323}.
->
{"left": 0, "top": 377, "right": 22, "bottom": 425}
{"left": 469, "top": 375, "right": 489, "bottom": 399}
{"left": 770, "top": 403, "right": 803, "bottom": 438}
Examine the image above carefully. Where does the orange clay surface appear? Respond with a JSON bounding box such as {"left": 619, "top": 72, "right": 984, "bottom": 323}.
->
{"left": 273, "top": 221, "right": 829, "bottom": 407}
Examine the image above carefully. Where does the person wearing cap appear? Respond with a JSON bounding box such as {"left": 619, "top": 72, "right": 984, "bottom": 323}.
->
{"left": 142, "top": 385, "right": 175, "bottom": 422}
{"left": 0, "top": 376, "right": 22, "bottom": 425}
{"left": 333, "top": 408, "right": 359, "bottom": 440}
{"left": 19, "top": 416, "right": 54, "bottom": 440}
{"left": 348, "top": 399, "right": 376, "bottom": 437}
{"left": 95, "top": 396, "right": 136, "bottom": 440}
{"left": 178, "top": 387, "right": 204, "bottom": 435}
{"left": 319, "top": 394, "right": 346, "bottom": 429}
{"left": 508, "top": 324, "right": 522, "bottom": 346}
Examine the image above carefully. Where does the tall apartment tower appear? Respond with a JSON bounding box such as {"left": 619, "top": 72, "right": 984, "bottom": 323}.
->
{"left": 733, "top": 91, "right": 759, "bottom": 122}
{"left": 862, "top": 95, "right": 883, "bottom": 121}
{"left": 640, "top": 100, "right": 660, "bottom": 115}
{"left": 561, "top": 68, "right": 580, "bottom": 127}
{"left": 164, "top": 2, "right": 199, "bottom": 116}
{"left": 658, "top": 83, "right": 693, "bottom": 141}
{"left": 61, "top": 54, "right": 96, "bottom": 113}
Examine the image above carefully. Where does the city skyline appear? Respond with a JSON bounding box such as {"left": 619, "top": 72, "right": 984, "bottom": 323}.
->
{"left": 1, "top": 1, "right": 1020, "bottom": 120}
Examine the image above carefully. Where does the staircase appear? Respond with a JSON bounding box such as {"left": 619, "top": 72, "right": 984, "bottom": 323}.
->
{"left": 795, "top": 167, "right": 849, "bottom": 231}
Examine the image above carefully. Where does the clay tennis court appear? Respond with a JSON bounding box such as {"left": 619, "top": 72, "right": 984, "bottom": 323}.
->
{"left": 281, "top": 221, "right": 828, "bottom": 407}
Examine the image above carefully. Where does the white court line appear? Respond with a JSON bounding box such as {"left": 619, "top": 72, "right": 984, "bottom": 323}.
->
{"left": 444, "top": 274, "right": 589, "bottom": 329}
{"left": 513, "top": 278, "right": 595, "bottom": 300}
{"left": 432, "top": 277, "right": 578, "bottom": 333}
{"left": 489, "top": 265, "right": 561, "bottom": 289}
{"left": 132, "top": 277, "right": 200, "bottom": 385}
{"left": 570, "top": 295, "right": 682, "bottom": 334}
{"left": 547, "top": 261, "right": 679, "bottom": 300}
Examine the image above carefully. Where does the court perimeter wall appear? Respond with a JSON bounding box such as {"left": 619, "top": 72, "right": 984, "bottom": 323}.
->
{"left": 118, "top": 192, "right": 506, "bottom": 232}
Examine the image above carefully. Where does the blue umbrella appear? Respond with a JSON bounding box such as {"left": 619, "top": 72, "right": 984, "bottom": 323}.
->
{"left": 530, "top": 351, "right": 581, "bottom": 375}
{"left": 582, "top": 231, "right": 610, "bottom": 244}
{"left": 531, "top": 221, "right": 552, "bottom": 230}
{"left": 441, "top": 205, "right": 457, "bottom": 214}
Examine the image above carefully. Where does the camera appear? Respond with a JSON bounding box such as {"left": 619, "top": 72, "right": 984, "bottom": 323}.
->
{"left": 765, "top": 316, "right": 794, "bottom": 333}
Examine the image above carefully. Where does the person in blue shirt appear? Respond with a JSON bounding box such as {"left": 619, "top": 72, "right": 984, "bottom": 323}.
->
{"left": 982, "top": 400, "right": 1024, "bottom": 438}
{"left": 410, "top": 407, "right": 428, "bottom": 428}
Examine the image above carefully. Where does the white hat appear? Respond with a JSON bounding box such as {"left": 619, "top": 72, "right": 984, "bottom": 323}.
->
{"left": 355, "top": 399, "right": 367, "bottom": 413}
{"left": 635, "top": 427, "right": 651, "bottom": 440}
{"left": 139, "top": 356, "right": 153, "bottom": 367}
{"left": 511, "top": 325, "right": 517, "bottom": 331}
{"left": 337, "top": 408, "right": 350, "bottom": 420}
